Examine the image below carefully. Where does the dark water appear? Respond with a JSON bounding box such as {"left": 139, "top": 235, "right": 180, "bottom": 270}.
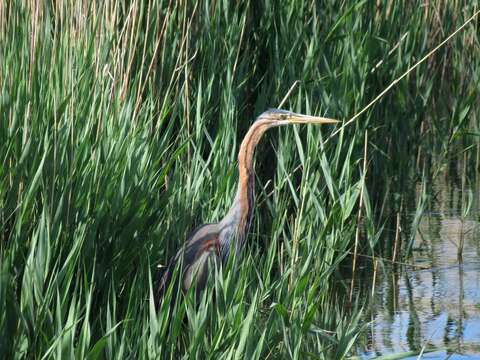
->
{"left": 356, "top": 181, "right": 480, "bottom": 359}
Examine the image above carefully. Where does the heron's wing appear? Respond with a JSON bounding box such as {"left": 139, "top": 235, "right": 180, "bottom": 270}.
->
{"left": 182, "top": 234, "right": 220, "bottom": 293}
{"left": 156, "top": 223, "right": 220, "bottom": 303}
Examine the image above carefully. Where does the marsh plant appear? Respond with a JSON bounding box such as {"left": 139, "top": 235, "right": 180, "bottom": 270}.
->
{"left": 0, "top": 1, "right": 478, "bottom": 358}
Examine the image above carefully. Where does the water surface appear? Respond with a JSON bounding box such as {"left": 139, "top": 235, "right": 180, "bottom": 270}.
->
{"left": 355, "top": 181, "right": 480, "bottom": 359}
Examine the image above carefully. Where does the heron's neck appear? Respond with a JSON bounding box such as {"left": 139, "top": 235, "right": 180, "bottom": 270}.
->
{"left": 235, "top": 162, "right": 255, "bottom": 234}
{"left": 219, "top": 123, "right": 265, "bottom": 258}
{"left": 219, "top": 155, "right": 254, "bottom": 245}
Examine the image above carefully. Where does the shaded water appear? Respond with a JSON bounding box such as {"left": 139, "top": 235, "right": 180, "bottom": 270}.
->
{"left": 356, "top": 180, "right": 480, "bottom": 359}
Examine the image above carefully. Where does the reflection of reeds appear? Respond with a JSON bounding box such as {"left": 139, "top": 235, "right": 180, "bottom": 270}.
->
{"left": 404, "top": 272, "right": 422, "bottom": 351}
{"left": 360, "top": 177, "right": 480, "bottom": 356}
{"left": 456, "top": 264, "right": 465, "bottom": 352}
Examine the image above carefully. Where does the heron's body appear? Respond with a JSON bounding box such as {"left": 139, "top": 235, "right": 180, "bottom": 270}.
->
{"left": 156, "top": 109, "right": 337, "bottom": 303}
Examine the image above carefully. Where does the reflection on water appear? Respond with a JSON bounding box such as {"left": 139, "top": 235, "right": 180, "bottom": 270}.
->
{"left": 356, "top": 181, "right": 480, "bottom": 359}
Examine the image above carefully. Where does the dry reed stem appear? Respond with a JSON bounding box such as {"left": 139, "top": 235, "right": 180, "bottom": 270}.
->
{"left": 232, "top": 14, "right": 247, "bottom": 81}
{"left": 371, "top": 259, "right": 378, "bottom": 297}
{"left": 349, "top": 130, "right": 368, "bottom": 302}
{"left": 370, "top": 32, "right": 409, "bottom": 74}
{"left": 278, "top": 80, "right": 300, "bottom": 108}
{"left": 392, "top": 211, "right": 401, "bottom": 263}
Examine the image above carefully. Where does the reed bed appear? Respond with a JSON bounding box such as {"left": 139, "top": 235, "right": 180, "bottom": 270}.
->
{"left": 0, "top": 1, "right": 478, "bottom": 358}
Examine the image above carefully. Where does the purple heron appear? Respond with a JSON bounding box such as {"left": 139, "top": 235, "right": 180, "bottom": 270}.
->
{"left": 157, "top": 109, "right": 338, "bottom": 303}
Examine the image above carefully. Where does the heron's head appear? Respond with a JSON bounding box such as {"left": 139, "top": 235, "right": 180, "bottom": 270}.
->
{"left": 238, "top": 109, "right": 339, "bottom": 165}
{"left": 256, "top": 108, "right": 339, "bottom": 128}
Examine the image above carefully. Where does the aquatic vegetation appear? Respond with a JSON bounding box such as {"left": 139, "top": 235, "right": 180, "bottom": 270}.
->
{"left": 0, "top": 1, "right": 478, "bottom": 358}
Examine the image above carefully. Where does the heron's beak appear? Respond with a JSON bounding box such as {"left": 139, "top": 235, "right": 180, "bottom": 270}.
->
{"left": 287, "top": 113, "right": 339, "bottom": 124}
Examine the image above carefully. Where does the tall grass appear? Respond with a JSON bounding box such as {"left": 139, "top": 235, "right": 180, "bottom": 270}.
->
{"left": 0, "top": 0, "right": 478, "bottom": 358}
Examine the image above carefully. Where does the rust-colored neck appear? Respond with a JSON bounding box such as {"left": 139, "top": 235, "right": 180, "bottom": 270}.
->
{"left": 219, "top": 120, "right": 271, "bottom": 260}
{"left": 236, "top": 121, "right": 270, "bottom": 232}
